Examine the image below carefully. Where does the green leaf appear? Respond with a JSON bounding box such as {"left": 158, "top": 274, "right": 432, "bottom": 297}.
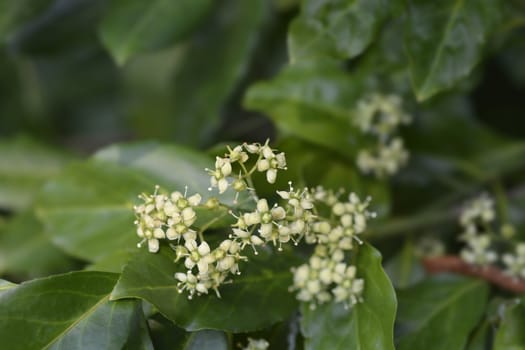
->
{"left": 404, "top": 0, "right": 502, "bottom": 101}
{"left": 384, "top": 239, "right": 424, "bottom": 289}
{"left": 0, "top": 211, "right": 76, "bottom": 279}
{"left": 0, "top": 137, "right": 71, "bottom": 211}
{"left": 86, "top": 251, "right": 134, "bottom": 274}
{"left": 494, "top": 299, "right": 525, "bottom": 350}
{"left": 466, "top": 320, "right": 491, "bottom": 350}
{"left": 36, "top": 142, "right": 231, "bottom": 269}
{"left": 300, "top": 243, "right": 397, "bottom": 350}
{"left": 36, "top": 160, "right": 156, "bottom": 262}
{"left": 288, "top": 0, "right": 389, "bottom": 63}
{"left": 164, "top": 0, "right": 268, "bottom": 146}
{"left": 111, "top": 247, "right": 300, "bottom": 332}
{"left": 93, "top": 142, "right": 213, "bottom": 194}
{"left": 123, "top": 304, "right": 155, "bottom": 350}
{"left": 396, "top": 275, "right": 489, "bottom": 350}
{"left": 148, "top": 315, "right": 188, "bottom": 349}
{"left": 0, "top": 271, "right": 141, "bottom": 350}
{"left": 99, "top": 0, "right": 213, "bottom": 65}
{"left": 244, "top": 61, "right": 366, "bottom": 160}
{"left": 0, "top": 279, "right": 16, "bottom": 295}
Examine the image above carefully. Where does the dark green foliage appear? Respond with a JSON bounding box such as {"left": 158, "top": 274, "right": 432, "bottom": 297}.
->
{"left": 0, "top": 0, "right": 524, "bottom": 349}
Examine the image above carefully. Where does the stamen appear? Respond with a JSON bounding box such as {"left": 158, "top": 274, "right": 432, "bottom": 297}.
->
{"left": 137, "top": 238, "right": 147, "bottom": 248}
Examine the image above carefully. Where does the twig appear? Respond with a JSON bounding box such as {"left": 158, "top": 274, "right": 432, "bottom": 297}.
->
{"left": 422, "top": 255, "right": 525, "bottom": 293}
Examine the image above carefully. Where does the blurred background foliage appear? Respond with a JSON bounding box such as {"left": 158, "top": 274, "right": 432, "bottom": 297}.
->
{"left": 0, "top": 0, "right": 524, "bottom": 276}
{"left": 0, "top": 0, "right": 523, "bottom": 151}
{"left": 0, "top": 0, "right": 525, "bottom": 348}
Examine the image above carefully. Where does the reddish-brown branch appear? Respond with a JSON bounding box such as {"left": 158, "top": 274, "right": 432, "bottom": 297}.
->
{"left": 422, "top": 255, "right": 525, "bottom": 293}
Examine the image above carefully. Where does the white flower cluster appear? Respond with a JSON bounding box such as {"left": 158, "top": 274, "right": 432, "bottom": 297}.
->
{"left": 133, "top": 186, "right": 201, "bottom": 253}
{"left": 206, "top": 140, "right": 286, "bottom": 195}
{"left": 458, "top": 194, "right": 498, "bottom": 266}
{"left": 502, "top": 243, "right": 525, "bottom": 279}
{"left": 290, "top": 188, "right": 374, "bottom": 309}
{"left": 133, "top": 141, "right": 289, "bottom": 299}
{"left": 354, "top": 93, "right": 411, "bottom": 177}
{"left": 457, "top": 193, "right": 525, "bottom": 280}
{"left": 242, "top": 338, "right": 269, "bottom": 350}
{"left": 133, "top": 141, "right": 375, "bottom": 305}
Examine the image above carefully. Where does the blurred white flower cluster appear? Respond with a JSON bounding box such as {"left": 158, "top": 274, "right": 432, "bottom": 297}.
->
{"left": 458, "top": 194, "right": 498, "bottom": 266}
{"left": 354, "top": 93, "right": 411, "bottom": 177}
{"left": 133, "top": 140, "right": 374, "bottom": 307}
{"left": 502, "top": 243, "right": 525, "bottom": 279}
{"left": 458, "top": 194, "right": 525, "bottom": 279}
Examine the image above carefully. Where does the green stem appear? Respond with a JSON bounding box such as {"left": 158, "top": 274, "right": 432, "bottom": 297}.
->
{"left": 239, "top": 160, "right": 260, "bottom": 202}
{"left": 398, "top": 238, "right": 415, "bottom": 289}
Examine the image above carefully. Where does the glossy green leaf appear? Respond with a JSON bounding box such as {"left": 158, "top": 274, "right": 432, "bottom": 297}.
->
{"left": 0, "top": 211, "right": 76, "bottom": 279}
{"left": 36, "top": 160, "right": 157, "bottom": 262}
{"left": 289, "top": 0, "right": 389, "bottom": 63}
{"left": 244, "top": 61, "right": 366, "bottom": 160}
{"left": 466, "top": 320, "right": 491, "bottom": 350}
{"left": 99, "top": 0, "right": 213, "bottom": 65}
{"left": 111, "top": 246, "right": 300, "bottom": 332}
{"left": 93, "top": 142, "right": 212, "bottom": 195}
{"left": 36, "top": 142, "right": 233, "bottom": 269}
{"left": 148, "top": 315, "right": 188, "bottom": 349}
{"left": 404, "top": 0, "right": 502, "bottom": 101}
{"left": 0, "top": 271, "right": 141, "bottom": 350}
{"left": 300, "top": 243, "right": 397, "bottom": 350}
{"left": 396, "top": 275, "right": 489, "bottom": 350}
{"left": 0, "top": 279, "right": 16, "bottom": 295}
{"left": 94, "top": 141, "right": 243, "bottom": 210}
{"left": 494, "top": 299, "right": 525, "bottom": 350}
{"left": 165, "top": 0, "right": 267, "bottom": 146}
{"left": 0, "top": 137, "right": 71, "bottom": 210}
{"left": 86, "top": 251, "right": 134, "bottom": 274}
{"left": 123, "top": 304, "right": 155, "bottom": 350}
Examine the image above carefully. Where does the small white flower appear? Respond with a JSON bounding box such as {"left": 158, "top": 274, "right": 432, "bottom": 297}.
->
{"left": 227, "top": 145, "right": 249, "bottom": 163}
{"left": 209, "top": 157, "right": 232, "bottom": 193}
{"left": 188, "top": 193, "right": 202, "bottom": 206}
{"left": 243, "top": 142, "right": 260, "bottom": 154}
{"left": 184, "top": 240, "right": 214, "bottom": 274}
{"left": 256, "top": 141, "right": 286, "bottom": 184}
